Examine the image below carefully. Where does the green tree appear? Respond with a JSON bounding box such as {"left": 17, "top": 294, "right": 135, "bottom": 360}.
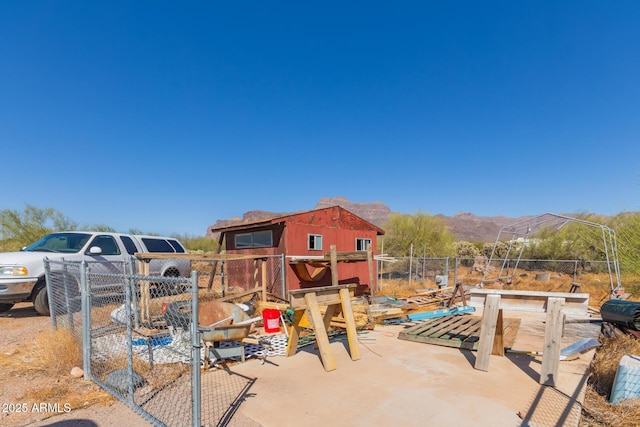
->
{"left": 0, "top": 205, "right": 77, "bottom": 251}
{"left": 381, "top": 211, "right": 455, "bottom": 257}
{"left": 616, "top": 212, "right": 640, "bottom": 274}
{"left": 175, "top": 234, "right": 218, "bottom": 252}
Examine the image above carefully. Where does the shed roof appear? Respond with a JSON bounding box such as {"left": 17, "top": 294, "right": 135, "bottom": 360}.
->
{"left": 209, "top": 206, "right": 385, "bottom": 235}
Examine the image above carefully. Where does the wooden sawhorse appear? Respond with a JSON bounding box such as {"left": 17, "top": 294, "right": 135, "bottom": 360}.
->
{"left": 286, "top": 284, "right": 360, "bottom": 372}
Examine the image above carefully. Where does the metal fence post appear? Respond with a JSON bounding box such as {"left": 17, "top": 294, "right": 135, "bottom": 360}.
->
{"left": 43, "top": 258, "right": 57, "bottom": 329}
{"left": 125, "top": 273, "right": 135, "bottom": 403}
{"left": 191, "top": 270, "right": 201, "bottom": 427}
{"left": 280, "top": 254, "right": 286, "bottom": 296}
{"left": 62, "top": 260, "right": 75, "bottom": 333}
{"left": 126, "top": 257, "right": 140, "bottom": 330}
{"left": 80, "top": 260, "right": 91, "bottom": 380}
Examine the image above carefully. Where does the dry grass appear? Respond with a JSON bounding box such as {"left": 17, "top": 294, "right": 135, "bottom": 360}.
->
{"left": 0, "top": 328, "right": 82, "bottom": 375}
{"left": 582, "top": 335, "right": 640, "bottom": 426}
{"left": 0, "top": 328, "right": 115, "bottom": 413}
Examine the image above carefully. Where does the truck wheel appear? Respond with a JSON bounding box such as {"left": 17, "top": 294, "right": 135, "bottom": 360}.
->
{"left": 0, "top": 303, "right": 14, "bottom": 313}
{"left": 153, "top": 268, "right": 185, "bottom": 297}
{"left": 33, "top": 280, "right": 50, "bottom": 316}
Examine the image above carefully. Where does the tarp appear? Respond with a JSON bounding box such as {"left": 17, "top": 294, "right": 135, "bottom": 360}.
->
{"left": 600, "top": 299, "right": 640, "bottom": 331}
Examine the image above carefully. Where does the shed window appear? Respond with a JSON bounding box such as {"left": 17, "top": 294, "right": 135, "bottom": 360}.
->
{"left": 356, "top": 238, "right": 372, "bottom": 252}
{"left": 308, "top": 234, "right": 322, "bottom": 251}
{"left": 235, "top": 230, "right": 273, "bottom": 248}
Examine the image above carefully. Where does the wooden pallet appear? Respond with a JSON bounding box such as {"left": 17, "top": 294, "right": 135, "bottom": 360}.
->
{"left": 398, "top": 315, "right": 520, "bottom": 351}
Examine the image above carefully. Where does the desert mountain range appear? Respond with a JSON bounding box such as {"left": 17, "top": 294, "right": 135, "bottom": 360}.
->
{"left": 207, "top": 196, "right": 536, "bottom": 242}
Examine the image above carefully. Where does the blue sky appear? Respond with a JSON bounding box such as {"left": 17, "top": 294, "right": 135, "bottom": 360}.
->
{"left": 1, "top": 1, "right": 639, "bottom": 236}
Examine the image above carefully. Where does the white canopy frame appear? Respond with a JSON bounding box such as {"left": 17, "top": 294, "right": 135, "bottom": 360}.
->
{"left": 481, "top": 213, "right": 622, "bottom": 296}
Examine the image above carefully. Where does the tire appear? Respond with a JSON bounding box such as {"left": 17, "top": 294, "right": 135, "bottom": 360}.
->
{"left": 164, "top": 300, "right": 191, "bottom": 329}
{"left": 0, "top": 303, "right": 14, "bottom": 313}
{"left": 33, "top": 280, "right": 50, "bottom": 316}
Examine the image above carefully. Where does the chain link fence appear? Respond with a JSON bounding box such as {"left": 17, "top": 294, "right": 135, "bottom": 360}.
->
{"left": 192, "top": 255, "right": 285, "bottom": 300}
{"left": 376, "top": 256, "right": 614, "bottom": 291}
{"left": 45, "top": 258, "right": 260, "bottom": 427}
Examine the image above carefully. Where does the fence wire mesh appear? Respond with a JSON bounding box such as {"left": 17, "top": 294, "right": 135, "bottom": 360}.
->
{"left": 192, "top": 255, "right": 285, "bottom": 299}
{"left": 376, "top": 256, "right": 614, "bottom": 293}
{"left": 45, "top": 258, "right": 264, "bottom": 427}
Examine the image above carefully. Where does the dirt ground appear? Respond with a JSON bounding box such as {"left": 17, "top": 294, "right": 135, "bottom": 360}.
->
{"left": 1, "top": 300, "right": 601, "bottom": 427}
{"left": 0, "top": 303, "right": 152, "bottom": 427}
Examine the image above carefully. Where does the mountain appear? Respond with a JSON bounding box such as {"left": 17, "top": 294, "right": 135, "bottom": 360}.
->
{"left": 206, "top": 197, "right": 533, "bottom": 242}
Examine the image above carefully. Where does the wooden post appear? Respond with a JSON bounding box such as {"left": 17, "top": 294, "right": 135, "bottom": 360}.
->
{"left": 330, "top": 245, "right": 339, "bottom": 286}
{"left": 261, "top": 259, "right": 267, "bottom": 302}
{"left": 206, "top": 233, "right": 225, "bottom": 290}
{"left": 475, "top": 294, "right": 501, "bottom": 371}
{"left": 138, "top": 259, "right": 151, "bottom": 324}
{"left": 540, "top": 297, "right": 565, "bottom": 386}
{"left": 366, "top": 244, "right": 375, "bottom": 296}
{"left": 253, "top": 260, "right": 260, "bottom": 289}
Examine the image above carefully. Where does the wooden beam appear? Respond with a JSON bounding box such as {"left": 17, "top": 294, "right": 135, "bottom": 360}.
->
{"left": 207, "top": 233, "right": 225, "bottom": 290}
{"left": 323, "top": 251, "right": 369, "bottom": 262}
{"left": 491, "top": 309, "right": 504, "bottom": 356}
{"left": 304, "top": 292, "right": 336, "bottom": 372}
{"left": 469, "top": 289, "right": 588, "bottom": 315}
{"left": 475, "top": 294, "right": 501, "bottom": 372}
{"left": 339, "top": 287, "right": 361, "bottom": 361}
{"left": 289, "top": 284, "right": 354, "bottom": 310}
{"left": 330, "top": 245, "right": 339, "bottom": 287}
{"left": 540, "top": 297, "right": 565, "bottom": 386}
{"left": 134, "top": 252, "right": 268, "bottom": 261}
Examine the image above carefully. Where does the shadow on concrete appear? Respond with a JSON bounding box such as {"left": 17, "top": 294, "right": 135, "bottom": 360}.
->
{"left": 518, "top": 373, "right": 588, "bottom": 427}
{"left": 506, "top": 353, "right": 542, "bottom": 383}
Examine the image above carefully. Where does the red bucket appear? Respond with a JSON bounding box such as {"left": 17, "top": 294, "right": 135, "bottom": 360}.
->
{"left": 262, "top": 309, "right": 281, "bottom": 333}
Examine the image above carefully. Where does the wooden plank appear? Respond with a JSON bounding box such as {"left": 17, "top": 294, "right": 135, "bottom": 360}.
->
{"left": 540, "top": 297, "right": 565, "bottom": 386}
{"left": 323, "top": 251, "right": 369, "bottom": 262}
{"left": 398, "top": 318, "right": 482, "bottom": 350}
{"left": 135, "top": 252, "right": 268, "bottom": 261}
{"left": 340, "top": 287, "right": 361, "bottom": 361}
{"left": 469, "top": 289, "right": 588, "bottom": 315}
{"left": 443, "top": 318, "right": 481, "bottom": 340}
{"left": 475, "top": 294, "right": 501, "bottom": 372}
{"left": 491, "top": 309, "right": 504, "bottom": 356}
{"left": 304, "top": 292, "right": 336, "bottom": 372}
{"left": 286, "top": 309, "right": 305, "bottom": 357}
{"left": 289, "top": 284, "right": 354, "bottom": 310}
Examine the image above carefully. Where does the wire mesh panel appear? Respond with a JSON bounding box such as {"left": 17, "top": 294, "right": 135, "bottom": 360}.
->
{"left": 217, "top": 256, "right": 285, "bottom": 298}
{"left": 45, "top": 258, "right": 84, "bottom": 340}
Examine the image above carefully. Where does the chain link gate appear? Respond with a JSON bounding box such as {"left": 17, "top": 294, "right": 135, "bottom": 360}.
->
{"left": 45, "top": 258, "right": 263, "bottom": 427}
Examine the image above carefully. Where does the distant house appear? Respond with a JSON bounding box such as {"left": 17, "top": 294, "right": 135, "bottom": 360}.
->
{"left": 208, "top": 206, "right": 385, "bottom": 293}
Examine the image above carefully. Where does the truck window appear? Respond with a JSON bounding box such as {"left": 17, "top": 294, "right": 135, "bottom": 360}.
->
{"left": 89, "top": 235, "right": 121, "bottom": 256}
{"left": 167, "top": 239, "right": 186, "bottom": 253}
{"left": 119, "top": 236, "right": 139, "bottom": 255}
{"left": 142, "top": 238, "right": 174, "bottom": 253}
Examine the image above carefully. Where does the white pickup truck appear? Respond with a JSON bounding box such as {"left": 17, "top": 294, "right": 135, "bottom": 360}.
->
{"left": 0, "top": 231, "right": 190, "bottom": 315}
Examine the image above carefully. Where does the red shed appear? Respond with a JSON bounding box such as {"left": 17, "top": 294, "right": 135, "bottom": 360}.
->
{"left": 208, "top": 206, "right": 385, "bottom": 292}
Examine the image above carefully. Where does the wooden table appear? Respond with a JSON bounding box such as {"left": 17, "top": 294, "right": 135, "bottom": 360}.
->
{"left": 286, "top": 284, "right": 360, "bottom": 372}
